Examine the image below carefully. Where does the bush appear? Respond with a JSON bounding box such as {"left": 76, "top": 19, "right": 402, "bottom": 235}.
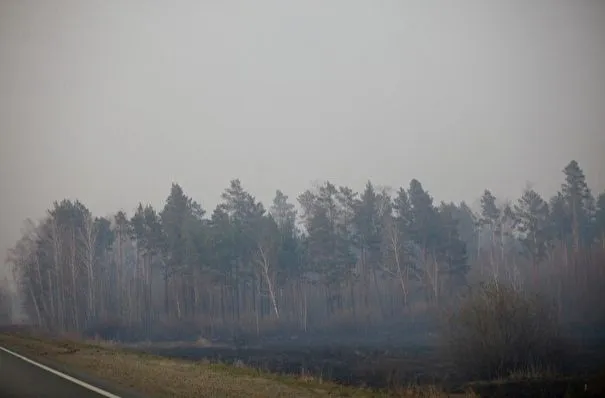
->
{"left": 442, "top": 280, "right": 567, "bottom": 380}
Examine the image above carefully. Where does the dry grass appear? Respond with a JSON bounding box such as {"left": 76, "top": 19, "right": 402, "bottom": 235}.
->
{"left": 0, "top": 332, "right": 473, "bottom": 398}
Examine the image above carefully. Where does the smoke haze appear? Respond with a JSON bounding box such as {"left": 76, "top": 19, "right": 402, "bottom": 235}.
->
{"left": 1, "top": 0, "right": 604, "bottom": 281}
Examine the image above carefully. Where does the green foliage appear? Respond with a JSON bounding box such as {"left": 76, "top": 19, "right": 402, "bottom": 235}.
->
{"left": 561, "top": 160, "right": 594, "bottom": 248}
{"left": 355, "top": 181, "right": 384, "bottom": 269}
{"left": 407, "top": 179, "right": 440, "bottom": 251}
{"left": 299, "top": 182, "right": 356, "bottom": 286}
{"left": 548, "top": 192, "right": 570, "bottom": 242}
{"left": 479, "top": 190, "right": 500, "bottom": 229}
{"left": 269, "top": 190, "right": 302, "bottom": 281}
{"left": 451, "top": 201, "right": 478, "bottom": 259}
{"left": 511, "top": 188, "right": 551, "bottom": 265}
{"left": 436, "top": 202, "right": 468, "bottom": 279}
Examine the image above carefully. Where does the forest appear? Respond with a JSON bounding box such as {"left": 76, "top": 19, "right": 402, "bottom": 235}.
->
{"left": 4, "top": 159, "right": 605, "bottom": 348}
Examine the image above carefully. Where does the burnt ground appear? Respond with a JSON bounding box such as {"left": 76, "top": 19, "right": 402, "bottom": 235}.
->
{"left": 146, "top": 343, "right": 447, "bottom": 388}
{"left": 138, "top": 333, "right": 605, "bottom": 397}
{"left": 3, "top": 323, "right": 604, "bottom": 396}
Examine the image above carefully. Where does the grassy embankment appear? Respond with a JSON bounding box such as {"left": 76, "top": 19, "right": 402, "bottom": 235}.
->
{"left": 0, "top": 330, "right": 472, "bottom": 398}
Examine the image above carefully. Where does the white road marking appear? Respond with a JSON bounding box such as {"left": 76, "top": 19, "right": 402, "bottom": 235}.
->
{"left": 0, "top": 345, "right": 123, "bottom": 398}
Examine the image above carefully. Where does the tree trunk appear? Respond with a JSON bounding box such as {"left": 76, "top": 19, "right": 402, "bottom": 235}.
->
{"left": 257, "top": 246, "right": 279, "bottom": 319}
{"left": 28, "top": 283, "right": 42, "bottom": 327}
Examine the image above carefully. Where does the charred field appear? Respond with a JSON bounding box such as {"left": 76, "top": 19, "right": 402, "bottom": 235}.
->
{"left": 146, "top": 342, "right": 446, "bottom": 388}
{"left": 134, "top": 330, "right": 605, "bottom": 396}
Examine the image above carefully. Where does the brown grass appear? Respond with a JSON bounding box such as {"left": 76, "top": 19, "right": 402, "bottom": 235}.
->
{"left": 0, "top": 331, "right": 473, "bottom": 398}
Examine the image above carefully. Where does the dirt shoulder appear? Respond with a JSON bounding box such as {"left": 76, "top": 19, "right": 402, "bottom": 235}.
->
{"left": 0, "top": 331, "right": 396, "bottom": 398}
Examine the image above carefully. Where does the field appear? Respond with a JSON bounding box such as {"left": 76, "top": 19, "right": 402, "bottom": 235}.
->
{"left": 139, "top": 333, "right": 605, "bottom": 397}
{"left": 137, "top": 331, "right": 448, "bottom": 389}
{"left": 2, "top": 326, "right": 604, "bottom": 397}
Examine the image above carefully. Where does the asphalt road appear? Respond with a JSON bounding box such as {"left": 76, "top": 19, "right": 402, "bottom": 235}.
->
{"left": 0, "top": 345, "right": 131, "bottom": 398}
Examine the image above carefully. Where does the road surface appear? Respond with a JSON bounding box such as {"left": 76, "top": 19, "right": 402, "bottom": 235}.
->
{"left": 0, "top": 345, "right": 139, "bottom": 398}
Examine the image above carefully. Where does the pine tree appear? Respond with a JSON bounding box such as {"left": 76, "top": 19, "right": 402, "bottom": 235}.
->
{"left": 561, "top": 160, "right": 591, "bottom": 252}
{"left": 436, "top": 202, "right": 469, "bottom": 290}
{"left": 355, "top": 181, "right": 383, "bottom": 270}
{"left": 407, "top": 179, "right": 441, "bottom": 303}
{"left": 512, "top": 188, "right": 551, "bottom": 267}
{"left": 408, "top": 179, "right": 440, "bottom": 255}
{"left": 269, "top": 190, "right": 301, "bottom": 281}
{"left": 354, "top": 181, "right": 385, "bottom": 313}
{"left": 219, "top": 179, "right": 266, "bottom": 321}
{"left": 549, "top": 192, "right": 571, "bottom": 244}
{"left": 479, "top": 189, "right": 503, "bottom": 275}
{"left": 159, "top": 183, "right": 191, "bottom": 317}
{"left": 452, "top": 201, "right": 479, "bottom": 261}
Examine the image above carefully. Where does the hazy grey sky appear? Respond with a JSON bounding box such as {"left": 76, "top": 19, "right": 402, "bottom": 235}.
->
{"left": 1, "top": 0, "right": 604, "bottom": 274}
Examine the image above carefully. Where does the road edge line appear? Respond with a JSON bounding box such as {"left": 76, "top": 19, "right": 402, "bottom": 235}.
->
{"left": 0, "top": 345, "right": 122, "bottom": 398}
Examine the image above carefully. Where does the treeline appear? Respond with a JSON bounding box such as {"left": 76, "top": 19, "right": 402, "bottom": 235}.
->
{"left": 7, "top": 160, "right": 605, "bottom": 341}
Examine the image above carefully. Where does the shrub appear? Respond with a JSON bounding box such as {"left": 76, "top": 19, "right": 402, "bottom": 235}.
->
{"left": 442, "top": 280, "right": 566, "bottom": 380}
